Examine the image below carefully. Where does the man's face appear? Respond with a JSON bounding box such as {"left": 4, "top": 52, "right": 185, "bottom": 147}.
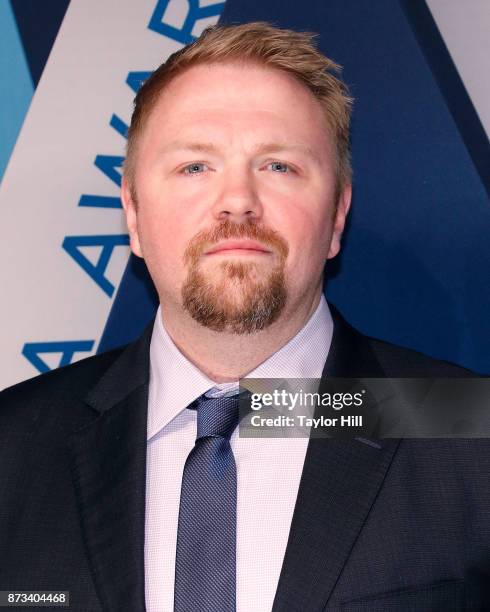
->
{"left": 122, "top": 62, "right": 351, "bottom": 334}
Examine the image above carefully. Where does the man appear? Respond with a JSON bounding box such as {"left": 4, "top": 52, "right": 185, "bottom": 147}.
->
{"left": 1, "top": 22, "right": 489, "bottom": 612}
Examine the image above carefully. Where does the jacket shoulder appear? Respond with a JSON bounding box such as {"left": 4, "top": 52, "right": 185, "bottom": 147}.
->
{"left": 328, "top": 302, "right": 475, "bottom": 378}
{"left": 365, "top": 335, "right": 473, "bottom": 377}
{"left": 0, "top": 347, "right": 126, "bottom": 425}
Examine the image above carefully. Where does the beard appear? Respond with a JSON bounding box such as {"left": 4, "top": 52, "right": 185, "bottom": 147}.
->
{"left": 181, "top": 220, "right": 288, "bottom": 334}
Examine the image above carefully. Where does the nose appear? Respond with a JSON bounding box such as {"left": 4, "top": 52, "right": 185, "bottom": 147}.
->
{"left": 212, "top": 165, "right": 263, "bottom": 223}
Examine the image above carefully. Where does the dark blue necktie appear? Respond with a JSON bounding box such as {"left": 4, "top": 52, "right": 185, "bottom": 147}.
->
{"left": 174, "top": 392, "right": 240, "bottom": 612}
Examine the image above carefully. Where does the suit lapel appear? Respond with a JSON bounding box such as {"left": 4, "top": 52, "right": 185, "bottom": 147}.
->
{"left": 66, "top": 304, "right": 401, "bottom": 611}
{"left": 272, "top": 305, "right": 402, "bottom": 611}
{"left": 67, "top": 327, "right": 152, "bottom": 612}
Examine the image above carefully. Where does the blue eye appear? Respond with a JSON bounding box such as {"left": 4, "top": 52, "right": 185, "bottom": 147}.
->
{"left": 268, "top": 162, "right": 291, "bottom": 173}
{"left": 183, "top": 163, "right": 208, "bottom": 174}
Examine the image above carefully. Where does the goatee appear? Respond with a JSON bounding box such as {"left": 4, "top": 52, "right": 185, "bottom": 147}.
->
{"left": 181, "top": 220, "right": 288, "bottom": 334}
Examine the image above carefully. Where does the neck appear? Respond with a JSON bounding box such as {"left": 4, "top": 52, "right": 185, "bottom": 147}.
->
{"left": 159, "top": 288, "right": 323, "bottom": 383}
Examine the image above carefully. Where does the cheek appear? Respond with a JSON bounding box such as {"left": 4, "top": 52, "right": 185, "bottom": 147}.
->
{"left": 137, "top": 209, "right": 183, "bottom": 270}
{"left": 136, "top": 178, "right": 208, "bottom": 257}
{"left": 279, "top": 204, "right": 333, "bottom": 263}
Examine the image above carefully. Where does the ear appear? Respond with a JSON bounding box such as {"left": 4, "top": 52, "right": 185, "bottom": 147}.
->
{"left": 121, "top": 177, "right": 143, "bottom": 258}
{"left": 327, "top": 183, "right": 352, "bottom": 260}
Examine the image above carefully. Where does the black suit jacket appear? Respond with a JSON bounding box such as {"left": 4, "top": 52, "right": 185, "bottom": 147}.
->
{"left": 1, "top": 306, "right": 489, "bottom": 611}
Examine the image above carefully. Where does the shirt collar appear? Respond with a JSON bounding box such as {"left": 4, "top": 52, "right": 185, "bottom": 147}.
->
{"left": 147, "top": 295, "right": 333, "bottom": 440}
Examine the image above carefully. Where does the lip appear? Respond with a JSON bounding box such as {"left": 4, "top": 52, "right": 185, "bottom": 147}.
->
{"left": 205, "top": 240, "right": 271, "bottom": 255}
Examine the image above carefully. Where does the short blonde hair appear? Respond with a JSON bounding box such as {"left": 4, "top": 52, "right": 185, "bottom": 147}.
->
{"left": 125, "top": 21, "right": 353, "bottom": 196}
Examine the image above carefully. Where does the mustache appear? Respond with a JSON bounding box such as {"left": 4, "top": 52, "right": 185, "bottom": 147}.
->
{"left": 183, "top": 219, "right": 289, "bottom": 265}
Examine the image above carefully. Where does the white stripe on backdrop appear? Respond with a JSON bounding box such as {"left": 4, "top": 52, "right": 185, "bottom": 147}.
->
{"left": 0, "top": 0, "right": 225, "bottom": 389}
{"left": 1, "top": 0, "right": 488, "bottom": 389}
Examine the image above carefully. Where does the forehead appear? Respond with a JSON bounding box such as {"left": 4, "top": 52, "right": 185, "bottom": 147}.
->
{"left": 139, "top": 62, "right": 332, "bottom": 154}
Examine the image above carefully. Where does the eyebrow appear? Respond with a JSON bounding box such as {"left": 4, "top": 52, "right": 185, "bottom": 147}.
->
{"left": 159, "top": 141, "right": 321, "bottom": 162}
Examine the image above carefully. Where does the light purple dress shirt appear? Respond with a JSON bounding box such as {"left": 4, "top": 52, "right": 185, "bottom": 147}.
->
{"left": 145, "top": 295, "right": 333, "bottom": 612}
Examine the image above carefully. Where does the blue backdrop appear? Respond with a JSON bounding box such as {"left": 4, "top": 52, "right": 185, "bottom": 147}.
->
{"left": 5, "top": 0, "right": 489, "bottom": 374}
{"left": 99, "top": 0, "right": 490, "bottom": 374}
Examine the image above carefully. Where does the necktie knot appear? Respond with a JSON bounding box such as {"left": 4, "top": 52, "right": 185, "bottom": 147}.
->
{"left": 191, "top": 393, "right": 240, "bottom": 440}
